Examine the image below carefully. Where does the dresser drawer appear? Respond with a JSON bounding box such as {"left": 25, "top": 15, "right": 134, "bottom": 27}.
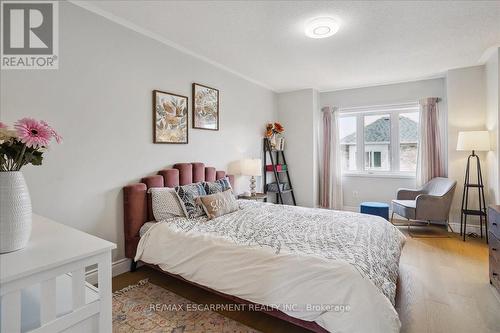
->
{"left": 489, "top": 206, "right": 500, "bottom": 240}
{"left": 490, "top": 251, "right": 500, "bottom": 293}
{"left": 490, "top": 233, "right": 500, "bottom": 263}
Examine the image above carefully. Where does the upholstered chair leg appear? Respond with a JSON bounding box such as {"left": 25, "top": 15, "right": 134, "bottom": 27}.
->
{"left": 391, "top": 212, "right": 395, "bottom": 224}
{"left": 130, "top": 260, "right": 137, "bottom": 272}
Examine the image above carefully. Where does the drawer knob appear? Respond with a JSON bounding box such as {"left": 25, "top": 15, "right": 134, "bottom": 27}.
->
{"left": 493, "top": 248, "right": 498, "bottom": 251}
{"left": 493, "top": 222, "right": 498, "bottom": 226}
{"left": 494, "top": 272, "right": 498, "bottom": 276}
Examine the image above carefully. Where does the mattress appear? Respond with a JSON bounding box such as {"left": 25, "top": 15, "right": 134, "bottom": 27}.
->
{"left": 135, "top": 200, "right": 406, "bottom": 333}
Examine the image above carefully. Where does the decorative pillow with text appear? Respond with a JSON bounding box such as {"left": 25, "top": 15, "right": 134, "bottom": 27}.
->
{"left": 197, "top": 189, "right": 240, "bottom": 220}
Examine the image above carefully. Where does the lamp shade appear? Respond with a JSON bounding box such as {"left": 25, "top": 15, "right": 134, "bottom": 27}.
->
{"left": 456, "top": 131, "right": 490, "bottom": 152}
{"left": 239, "top": 159, "right": 262, "bottom": 177}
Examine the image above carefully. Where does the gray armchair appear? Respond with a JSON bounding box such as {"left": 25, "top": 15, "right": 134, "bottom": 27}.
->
{"left": 391, "top": 177, "right": 457, "bottom": 235}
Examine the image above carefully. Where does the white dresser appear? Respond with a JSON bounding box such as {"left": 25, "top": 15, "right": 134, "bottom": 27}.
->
{"left": 0, "top": 215, "right": 116, "bottom": 333}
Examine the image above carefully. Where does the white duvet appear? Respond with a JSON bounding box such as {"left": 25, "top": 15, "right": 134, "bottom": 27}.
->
{"left": 135, "top": 201, "right": 405, "bottom": 333}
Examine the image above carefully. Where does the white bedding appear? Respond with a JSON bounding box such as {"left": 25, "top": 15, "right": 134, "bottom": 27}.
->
{"left": 135, "top": 201, "right": 405, "bottom": 333}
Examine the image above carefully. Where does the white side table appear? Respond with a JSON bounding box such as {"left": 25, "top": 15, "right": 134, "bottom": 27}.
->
{"left": 0, "top": 215, "right": 116, "bottom": 333}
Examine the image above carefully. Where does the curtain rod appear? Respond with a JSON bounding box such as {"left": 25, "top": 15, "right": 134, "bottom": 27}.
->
{"left": 338, "top": 101, "right": 419, "bottom": 112}
{"left": 335, "top": 98, "right": 440, "bottom": 112}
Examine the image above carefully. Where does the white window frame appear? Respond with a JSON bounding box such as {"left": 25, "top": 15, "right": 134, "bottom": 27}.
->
{"left": 339, "top": 102, "right": 419, "bottom": 178}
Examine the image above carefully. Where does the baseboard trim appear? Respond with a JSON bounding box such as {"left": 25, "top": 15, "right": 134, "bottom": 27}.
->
{"left": 85, "top": 258, "right": 131, "bottom": 285}
{"left": 342, "top": 206, "right": 485, "bottom": 235}
{"left": 448, "top": 222, "right": 482, "bottom": 235}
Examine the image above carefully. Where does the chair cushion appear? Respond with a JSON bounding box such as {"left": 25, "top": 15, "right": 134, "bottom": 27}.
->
{"left": 392, "top": 199, "right": 416, "bottom": 220}
{"left": 422, "top": 177, "right": 457, "bottom": 197}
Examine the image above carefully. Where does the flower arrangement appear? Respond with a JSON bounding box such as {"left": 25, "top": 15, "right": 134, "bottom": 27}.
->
{"left": 265, "top": 122, "right": 285, "bottom": 150}
{"left": 265, "top": 122, "right": 285, "bottom": 138}
{"left": 0, "top": 118, "right": 62, "bottom": 171}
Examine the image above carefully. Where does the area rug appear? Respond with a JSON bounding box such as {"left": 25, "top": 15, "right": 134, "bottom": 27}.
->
{"left": 112, "top": 279, "right": 260, "bottom": 333}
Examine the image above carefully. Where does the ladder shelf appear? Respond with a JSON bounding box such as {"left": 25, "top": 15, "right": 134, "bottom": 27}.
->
{"left": 263, "top": 138, "right": 297, "bottom": 206}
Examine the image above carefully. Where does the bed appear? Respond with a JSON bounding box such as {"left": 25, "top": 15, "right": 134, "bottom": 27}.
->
{"left": 123, "top": 162, "right": 406, "bottom": 333}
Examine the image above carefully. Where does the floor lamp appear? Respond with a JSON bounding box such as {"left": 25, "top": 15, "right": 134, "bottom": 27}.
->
{"left": 456, "top": 131, "right": 490, "bottom": 242}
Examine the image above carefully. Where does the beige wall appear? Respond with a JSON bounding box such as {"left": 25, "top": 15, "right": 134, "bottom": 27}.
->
{"left": 276, "top": 89, "right": 318, "bottom": 207}
{"left": 485, "top": 48, "right": 499, "bottom": 204}
{"left": 446, "top": 65, "right": 488, "bottom": 224}
{"left": 0, "top": 2, "right": 277, "bottom": 262}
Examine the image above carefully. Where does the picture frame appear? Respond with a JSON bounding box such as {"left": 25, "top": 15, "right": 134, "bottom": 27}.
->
{"left": 192, "top": 83, "right": 219, "bottom": 131}
{"left": 153, "top": 90, "right": 189, "bottom": 144}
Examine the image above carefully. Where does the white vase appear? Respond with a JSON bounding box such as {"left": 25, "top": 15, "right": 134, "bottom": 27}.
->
{"left": 0, "top": 171, "right": 32, "bottom": 253}
{"left": 270, "top": 135, "right": 277, "bottom": 149}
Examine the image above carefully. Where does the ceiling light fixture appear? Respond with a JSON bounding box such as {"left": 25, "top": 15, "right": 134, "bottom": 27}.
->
{"left": 305, "top": 17, "right": 339, "bottom": 39}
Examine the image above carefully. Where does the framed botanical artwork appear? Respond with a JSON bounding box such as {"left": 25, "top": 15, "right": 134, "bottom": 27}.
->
{"left": 192, "top": 83, "right": 219, "bottom": 130}
{"left": 153, "top": 90, "right": 188, "bottom": 144}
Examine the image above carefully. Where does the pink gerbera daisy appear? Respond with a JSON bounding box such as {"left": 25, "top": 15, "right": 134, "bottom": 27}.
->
{"left": 41, "top": 120, "right": 63, "bottom": 144}
{"left": 0, "top": 122, "right": 7, "bottom": 129}
{"left": 14, "top": 118, "right": 51, "bottom": 148}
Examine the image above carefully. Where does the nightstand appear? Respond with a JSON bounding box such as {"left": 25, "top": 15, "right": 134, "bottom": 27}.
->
{"left": 237, "top": 193, "right": 268, "bottom": 202}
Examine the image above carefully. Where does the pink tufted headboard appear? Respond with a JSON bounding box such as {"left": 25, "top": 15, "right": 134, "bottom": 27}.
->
{"left": 123, "top": 162, "right": 234, "bottom": 259}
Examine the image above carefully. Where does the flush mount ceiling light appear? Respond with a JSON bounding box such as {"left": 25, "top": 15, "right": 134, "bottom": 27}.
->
{"left": 304, "top": 17, "right": 340, "bottom": 39}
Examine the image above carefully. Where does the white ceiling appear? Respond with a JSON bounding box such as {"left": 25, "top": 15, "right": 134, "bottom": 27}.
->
{"left": 77, "top": 1, "right": 500, "bottom": 92}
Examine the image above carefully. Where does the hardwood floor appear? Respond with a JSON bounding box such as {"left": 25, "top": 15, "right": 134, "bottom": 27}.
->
{"left": 113, "top": 226, "right": 500, "bottom": 333}
{"left": 396, "top": 227, "right": 500, "bottom": 333}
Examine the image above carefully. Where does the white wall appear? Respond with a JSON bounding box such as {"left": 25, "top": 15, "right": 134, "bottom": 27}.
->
{"left": 341, "top": 175, "right": 415, "bottom": 209}
{"left": 320, "top": 78, "right": 447, "bottom": 209}
{"left": 446, "top": 66, "right": 488, "bottom": 223}
{"left": 276, "top": 89, "right": 318, "bottom": 207}
{"left": 485, "top": 48, "right": 500, "bottom": 204}
{"left": 0, "top": 2, "right": 277, "bottom": 262}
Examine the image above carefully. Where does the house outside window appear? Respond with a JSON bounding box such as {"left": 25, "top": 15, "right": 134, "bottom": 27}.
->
{"left": 338, "top": 103, "right": 419, "bottom": 176}
{"left": 365, "top": 151, "right": 383, "bottom": 169}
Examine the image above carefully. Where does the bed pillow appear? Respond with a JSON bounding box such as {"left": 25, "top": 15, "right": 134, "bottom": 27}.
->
{"left": 197, "top": 189, "right": 239, "bottom": 220}
{"left": 203, "top": 177, "right": 232, "bottom": 195}
{"left": 148, "top": 187, "right": 185, "bottom": 220}
{"left": 175, "top": 183, "right": 207, "bottom": 218}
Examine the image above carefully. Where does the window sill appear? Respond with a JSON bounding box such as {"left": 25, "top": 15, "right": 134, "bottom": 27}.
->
{"left": 342, "top": 172, "right": 416, "bottom": 179}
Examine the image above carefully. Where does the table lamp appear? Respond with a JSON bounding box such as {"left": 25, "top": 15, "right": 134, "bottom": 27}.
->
{"left": 239, "top": 159, "right": 262, "bottom": 196}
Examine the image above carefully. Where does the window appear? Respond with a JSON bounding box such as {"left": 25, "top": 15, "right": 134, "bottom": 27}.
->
{"left": 365, "top": 151, "right": 382, "bottom": 168}
{"left": 364, "top": 114, "right": 390, "bottom": 171}
{"left": 339, "top": 116, "right": 357, "bottom": 171}
{"left": 338, "top": 103, "right": 419, "bottom": 175}
{"left": 399, "top": 112, "right": 419, "bottom": 172}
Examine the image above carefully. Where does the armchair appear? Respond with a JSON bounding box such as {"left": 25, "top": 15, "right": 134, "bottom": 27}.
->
{"left": 391, "top": 177, "right": 457, "bottom": 236}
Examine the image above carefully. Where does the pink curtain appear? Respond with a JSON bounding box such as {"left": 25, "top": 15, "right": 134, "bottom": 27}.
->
{"left": 320, "top": 107, "right": 332, "bottom": 208}
{"left": 320, "top": 106, "right": 342, "bottom": 209}
{"left": 417, "top": 97, "right": 446, "bottom": 186}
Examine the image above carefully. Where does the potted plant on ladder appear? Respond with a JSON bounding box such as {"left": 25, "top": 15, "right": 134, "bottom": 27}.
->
{"left": 0, "top": 118, "right": 61, "bottom": 253}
